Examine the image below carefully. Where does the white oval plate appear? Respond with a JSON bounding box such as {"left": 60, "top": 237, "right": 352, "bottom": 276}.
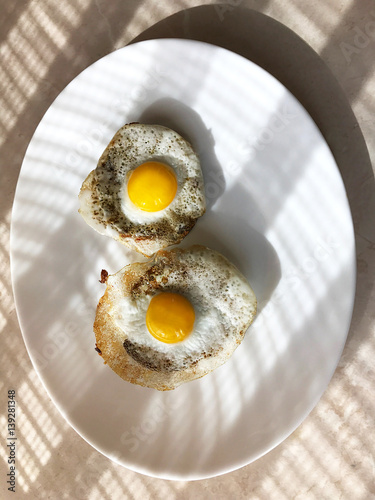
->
{"left": 10, "top": 39, "right": 355, "bottom": 480}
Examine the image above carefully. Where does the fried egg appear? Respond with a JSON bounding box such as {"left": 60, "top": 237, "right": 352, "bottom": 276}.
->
{"left": 94, "top": 246, "right": 257, "bottom": 390}
{"left": 79, "top": 123, "right": 206, "bottom": 256}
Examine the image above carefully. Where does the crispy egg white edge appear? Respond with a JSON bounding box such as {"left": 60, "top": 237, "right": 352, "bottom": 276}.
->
{"left": 78, "top": 172, "right": 119, "bottom": 240}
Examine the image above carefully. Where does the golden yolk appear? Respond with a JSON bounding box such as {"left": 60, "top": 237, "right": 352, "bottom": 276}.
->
{"left": 146, "top": 292, "right": 195, "bottom": 343}
{"left": 127, "top": 161, "right": 178, "bottom": 212}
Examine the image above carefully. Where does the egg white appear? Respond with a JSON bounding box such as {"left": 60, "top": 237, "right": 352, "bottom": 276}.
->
{"left": 79, "top": 124, "right": 206, "bottom": 256}
{"left": 111, "top": 291, "right": 225, "bottom": 364}
{"left": 94, "top": 246, "right": 257, "bottom": 388}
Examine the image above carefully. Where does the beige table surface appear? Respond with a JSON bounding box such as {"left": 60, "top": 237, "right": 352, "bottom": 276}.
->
{"left": 1, "top": 1, "right": 375, "bottom": 499}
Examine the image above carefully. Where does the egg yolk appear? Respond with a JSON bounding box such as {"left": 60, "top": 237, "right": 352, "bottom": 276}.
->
{"left": 146, "top": 292, "right": 195, "bottom": 343}
{"left": 127, "top": 161, "right": 178, "bottom": 212}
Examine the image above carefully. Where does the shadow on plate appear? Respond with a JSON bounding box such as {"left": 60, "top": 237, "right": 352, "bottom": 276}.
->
{"left": 132, "top": 3, "right": 374, "bottom": 346}
{"left": 182, "top": 208, "right": 281, "bottom": 316}
{"left": 139, "top": 98, "right": 225, "bottom": 210}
